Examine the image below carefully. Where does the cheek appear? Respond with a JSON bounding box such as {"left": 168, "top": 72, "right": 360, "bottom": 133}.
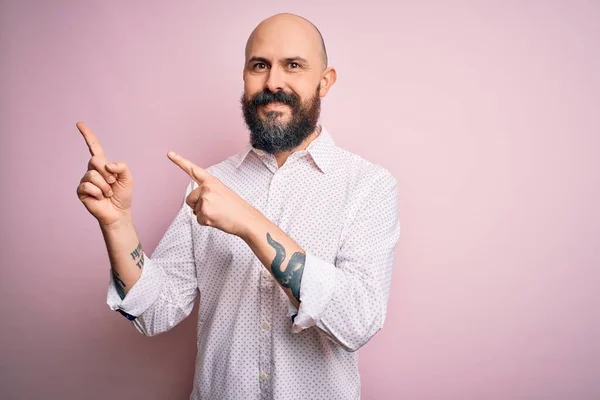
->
{"left": 243, "top": 73, "right": 264, "bottom": 96}
{"left": 287, "top": 76, "right": 320, "bottom": 101}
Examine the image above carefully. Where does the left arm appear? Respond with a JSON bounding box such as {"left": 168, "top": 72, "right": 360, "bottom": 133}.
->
{"left": 167, "top": 152, "right": 401, "bottom": 351}
{"left": 167, "top": 151, "right": 307, "bottom": 308}
{"left": 240, "top": 216, "right": 306, "bottom": 308}
{"left": 242, "top": 173, "right": 401, "bottom": 351}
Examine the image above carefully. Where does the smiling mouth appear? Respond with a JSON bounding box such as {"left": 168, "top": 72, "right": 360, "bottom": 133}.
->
{"left": 261, "top": 103, "right": 290, "bottom": 120}
{"left": 262, "top": 102, "right": 289, "bottom": 109}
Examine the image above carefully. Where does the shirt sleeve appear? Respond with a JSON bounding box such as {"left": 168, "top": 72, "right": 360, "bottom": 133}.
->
{"left": 106, "top": 180, "right": 199, "bottom": 337}
{"left": 288, "top": 172, "right": 401, "bottom": 352}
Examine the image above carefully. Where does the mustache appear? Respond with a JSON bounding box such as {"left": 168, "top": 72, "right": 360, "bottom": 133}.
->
{"left": 249, "top": 90, "right": 300, "bottom": 108}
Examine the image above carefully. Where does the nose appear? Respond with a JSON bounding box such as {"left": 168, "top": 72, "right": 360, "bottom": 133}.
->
{"left": 265, "top": 66, "right": 285, "bottom": 92}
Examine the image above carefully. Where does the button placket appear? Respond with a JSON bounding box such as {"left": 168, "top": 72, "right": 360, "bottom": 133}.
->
{"left": 258, "top": 263, "right": 273, "bottom": 396}
{"left": 267, "top": 169, "right": 286, "bottom": 222}
{"left": 258, "top": 170, "right": 282, "bottom": 397}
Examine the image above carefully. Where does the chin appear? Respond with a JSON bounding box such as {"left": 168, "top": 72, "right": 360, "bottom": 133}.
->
{"left": 262, "top": 113, "right": 291, "bottom": 124}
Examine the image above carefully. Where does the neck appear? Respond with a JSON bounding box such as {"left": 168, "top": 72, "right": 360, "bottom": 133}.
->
{"left": 274, "top": 125, "right": 321, "bottom": 168}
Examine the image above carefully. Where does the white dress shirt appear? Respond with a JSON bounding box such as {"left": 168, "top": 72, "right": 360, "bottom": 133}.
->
{"left": 107, "top": 126, "right": 401, "bottom": 399}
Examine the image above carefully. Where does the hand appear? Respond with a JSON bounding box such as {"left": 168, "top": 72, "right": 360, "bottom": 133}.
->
{"left": 76, "top": 122, "right": 134, "bottom": 227}
{"left": 167, "top": 151, "right": 262, "bottom": 237}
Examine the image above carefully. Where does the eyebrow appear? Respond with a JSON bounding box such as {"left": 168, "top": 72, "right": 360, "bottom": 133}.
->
{"left": 283, "top": 57, "right": 309, "bottom": 64}
{"left": 247, "top": 56, "right": 310, "bottom": 65}
{"left": 247, "top": 56, "right": 270, "bottom": 65}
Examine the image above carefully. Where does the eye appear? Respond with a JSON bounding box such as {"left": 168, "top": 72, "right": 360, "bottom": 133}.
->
{"left": 288, "top": 62, "right": 300, "bottom": 69}
{"left": 253, "top": 63, "right": 267, "bottom": 70}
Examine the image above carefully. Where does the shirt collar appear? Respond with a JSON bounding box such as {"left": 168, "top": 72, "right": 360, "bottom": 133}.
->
{"left": 235, "top": 126, "right": 335, "bottom": 173}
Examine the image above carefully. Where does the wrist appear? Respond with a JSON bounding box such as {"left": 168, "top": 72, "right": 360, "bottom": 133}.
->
{"left": 238, "top": 209, "right": 270, "bottom": 244}
{"left": 99, "top": 212, "right": 133, "bottom": 233}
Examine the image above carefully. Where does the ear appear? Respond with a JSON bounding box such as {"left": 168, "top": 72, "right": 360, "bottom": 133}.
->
{"left": 318, "top": 67, "right": 337, "bottom": 98}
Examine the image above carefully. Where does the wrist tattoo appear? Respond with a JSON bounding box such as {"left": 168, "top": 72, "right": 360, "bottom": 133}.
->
{"left": 112, "top": 269, "right": 126, "bottom": 300}
{"left": 266, "top": 233, "right": 305, "bottom": 301}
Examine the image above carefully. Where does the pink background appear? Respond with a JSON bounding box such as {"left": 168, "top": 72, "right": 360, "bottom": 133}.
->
{"left": 1, "top": 1, "right": 599, "bottom": 399}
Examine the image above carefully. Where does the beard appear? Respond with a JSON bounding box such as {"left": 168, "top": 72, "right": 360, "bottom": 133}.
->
{"left": 241, "top": 85, "right": 321, "bottom": 154}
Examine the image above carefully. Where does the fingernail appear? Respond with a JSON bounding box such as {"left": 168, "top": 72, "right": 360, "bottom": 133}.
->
{"left": 107, "top": 175, "right": 116, "bottom": 183}
{"left": 108, "top": 190, "right": 113, "bottom": 197}
{"left": 108, "top": 163, "right": 117, "bottom": 169}
{"left": 168, "top": 151, "right": 176, "bottom": 158}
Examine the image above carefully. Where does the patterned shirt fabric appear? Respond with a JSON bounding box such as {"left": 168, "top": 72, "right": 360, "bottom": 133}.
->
{"left": 106, "top": 126, "right": 401, "bottom": 399}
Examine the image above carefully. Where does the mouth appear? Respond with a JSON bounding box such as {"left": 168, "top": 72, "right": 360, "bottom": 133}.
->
{"left": 261, "top": 101, "right": 290, "bottom": 110}
{"left": 260, "top": 103, "right": 291, "bottom": 120}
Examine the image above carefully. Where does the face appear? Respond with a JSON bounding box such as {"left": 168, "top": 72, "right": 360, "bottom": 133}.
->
{"left": 241, "top": 18, "right": 336, "bottom": 154}
{"left": 240, "top": 84, "right": 321, "bottom": 154}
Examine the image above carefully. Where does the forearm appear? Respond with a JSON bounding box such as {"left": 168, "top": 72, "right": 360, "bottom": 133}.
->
{"left": 240, "top": 216, "right": 305, "bottom": 308}
{"left": 100, "top": 215, "right": 144, "bottom": 298}
{"left": 313, "top": 264, "right": 386, "bottom": 351}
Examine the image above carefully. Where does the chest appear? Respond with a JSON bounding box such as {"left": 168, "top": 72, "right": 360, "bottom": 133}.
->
{"left": 194, "top": 164, "right": 351, "bottom": 271}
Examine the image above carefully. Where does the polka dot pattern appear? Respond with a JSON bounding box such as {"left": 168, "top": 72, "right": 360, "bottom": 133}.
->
{"left": 106, "top": 126, "right": 401, "bottom": 399}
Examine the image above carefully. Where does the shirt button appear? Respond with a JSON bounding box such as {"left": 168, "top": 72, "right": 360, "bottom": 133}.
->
{"left": 260, "top": 372, "right": 269, "bottom": 382}
{"left": 262, "top": 270, "right": 270, "bottom": 279}
{"left": 262, "top": 321, "right": 271, "bottom": 329}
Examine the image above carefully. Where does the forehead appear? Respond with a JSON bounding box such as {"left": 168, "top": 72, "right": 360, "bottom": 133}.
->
{"left": 245, "top": 22, "right": 320, "bottom": 62}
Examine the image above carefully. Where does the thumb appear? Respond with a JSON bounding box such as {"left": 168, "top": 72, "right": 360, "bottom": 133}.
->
{"left": 105, "top": 161, "right": 132, "bottom": 182}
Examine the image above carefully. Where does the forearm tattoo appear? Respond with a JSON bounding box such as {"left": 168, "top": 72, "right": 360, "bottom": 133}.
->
{"left": 130, "top": 242, "right": 145, "bottom": 269}
{"left": 112, "top": 242, "right": 144, "bottom": 300}
{"left": 112, "top": 269, "right": 126, "bottom": 300}
{"left": 266, "top": 233, "right": 305, "bottom": 301}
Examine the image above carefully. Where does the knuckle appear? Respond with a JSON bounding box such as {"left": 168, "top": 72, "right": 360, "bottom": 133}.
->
{"left": 79, "top": 182, "right": 91, "bottom": 194}
{"left": 199, "top": 203, "right": 209, "bottom": 216}
{"left": 88, "top": 170, "right": 104, "bottom": 184}
{"left": 89, "top": 156, "right": 109, "bottom": 174}
{"left": 197, "top": 217, "right": 211, "bottom": 226}
{"left": 82, "top": 170, "right": 94, "bottom": 182}
{"left": 88, "top": 156, "right": 101, "bottom": 168}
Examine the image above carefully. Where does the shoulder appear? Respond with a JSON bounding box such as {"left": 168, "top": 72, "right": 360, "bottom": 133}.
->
{"left": 332, "top": 146, "right": 397, "bottom": 193}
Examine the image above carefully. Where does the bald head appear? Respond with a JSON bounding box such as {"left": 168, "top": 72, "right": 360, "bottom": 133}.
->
{"left": 245, "top": 13, "right": 328, "bottom": 69}
{"left": 241, "top": 13, "right": 338, "bottom": 154}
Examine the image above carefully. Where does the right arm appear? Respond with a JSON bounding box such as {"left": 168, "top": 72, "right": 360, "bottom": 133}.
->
{"left": 76, "top": 122, "right": 198, "bottom": 335}
{"left": 101, "top": 217, "right": 144, "bottom": 302}
{"left": 105, "top": 181, "right": 199, "bottom": 336}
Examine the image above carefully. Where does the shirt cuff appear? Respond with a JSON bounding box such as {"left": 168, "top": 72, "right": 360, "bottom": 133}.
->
{"left": 289, "top": 252, "right": 338, "bottom": 333}
{"left": 106, "top": 254, "right": 164, "bottom": 318}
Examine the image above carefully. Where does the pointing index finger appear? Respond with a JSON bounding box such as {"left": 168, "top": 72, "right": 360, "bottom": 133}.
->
{"left": 76, "top": 121, "right": 105, "bottom": 157}
{"left": 167, "top": 151, "right": 210, "bottom": 184}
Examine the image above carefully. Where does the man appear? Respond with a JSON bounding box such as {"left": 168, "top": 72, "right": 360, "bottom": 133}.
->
{"left": 76, "top": 13, "right": 400, "bottom": 399}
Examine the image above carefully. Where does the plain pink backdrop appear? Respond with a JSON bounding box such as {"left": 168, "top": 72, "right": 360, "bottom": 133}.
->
{"left": 1, "top": 1, "right": 599, "bottom": 399}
